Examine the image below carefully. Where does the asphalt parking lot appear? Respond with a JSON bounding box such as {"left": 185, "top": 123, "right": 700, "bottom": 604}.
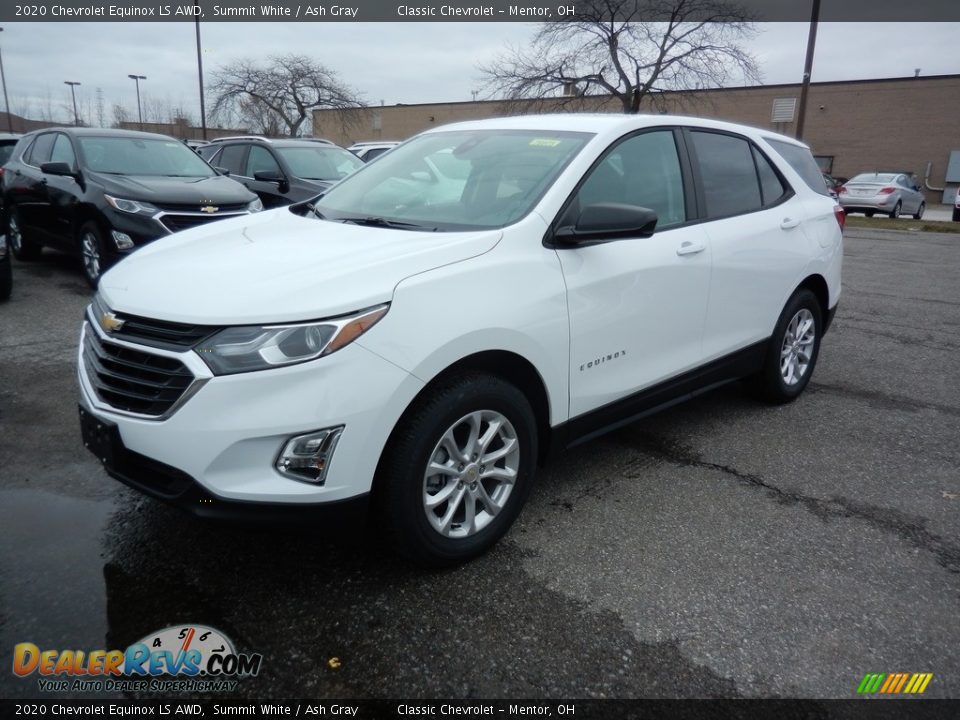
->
{"left": 1, "top": 224, "right": 958, "bottom": 700}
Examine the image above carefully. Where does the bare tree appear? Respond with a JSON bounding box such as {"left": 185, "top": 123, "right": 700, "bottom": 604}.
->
{"left": 210, "top": 54, "right": 363, "bottom": 137}
{"left": 479, "top": 0, "right": 760, "bottom": 114}
{"left": 111, "top": 103, "right": 129, "bottom": 128}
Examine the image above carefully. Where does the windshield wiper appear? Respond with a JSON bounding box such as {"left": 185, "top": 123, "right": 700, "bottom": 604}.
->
{"left": 337, "top": 216, "right": 437, "bottom": 231}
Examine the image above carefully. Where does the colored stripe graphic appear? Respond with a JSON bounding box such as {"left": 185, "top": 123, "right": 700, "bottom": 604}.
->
{"left": 858, "top": 672, "right": 932, "bottom": 695}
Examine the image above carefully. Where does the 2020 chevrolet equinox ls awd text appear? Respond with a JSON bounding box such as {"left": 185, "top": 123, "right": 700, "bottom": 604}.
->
{"left": 78, "top": 115, "right": 842, "bottom": 565}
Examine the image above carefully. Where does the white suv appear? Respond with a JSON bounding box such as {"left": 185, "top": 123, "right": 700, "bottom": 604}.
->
{"left": 78, "top": 115, "right": 842, "bottom": 565}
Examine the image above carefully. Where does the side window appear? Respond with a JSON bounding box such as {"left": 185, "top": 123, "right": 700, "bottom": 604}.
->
{"left": 27, "top": 133, "right": 57, "bottom": 166}
{"left": 764, "top": 138, "right": 831, "bottom": 197}
{"left": 690, "top": 131, "right": 762, "bottom": 218}
{"left": 217, "top": 144, "right": 247, "bottom": 176}
{"left": 363, "top": 147, "right": 389, "bottom": 162}
{"left": 574, "top": 130, "right": 686, "bottom": 228}
{"left": 752, "top": 146, "right": 788, "bottom": 207}
{"left": 245, "top": 145, "right": 281, "bottom": 177}
{"left": 50, "top": 134, "right": 77, "bottom": 168}
{"left": 197, "top": 145, "right": 220, "bottom": 162}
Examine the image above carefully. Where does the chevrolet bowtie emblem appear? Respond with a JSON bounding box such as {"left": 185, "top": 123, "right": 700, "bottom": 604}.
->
{"left": 100, "top": 312, "right": 125, "bottom": 333}
{"left": 200, "top": 205, "right": 218, "bottom": 213}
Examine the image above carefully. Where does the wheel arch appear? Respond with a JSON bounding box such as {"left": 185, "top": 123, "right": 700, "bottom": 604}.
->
{"left": 372, "top": 350, "right": 555, "bottom": 500}
{"left": 794, "top": 273, "right": 830, "bottom": 324}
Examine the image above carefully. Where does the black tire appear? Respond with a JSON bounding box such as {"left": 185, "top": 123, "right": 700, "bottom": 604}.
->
{"left": 77, "top": 221, "right": 110, "bottom": 289}
{"left": 0, "top": 253, "right": 11, "bottom": 302}
{"left": 7, "top": 207, "right": 42, "bottom": 261}
{"left": 889, "top": 201, "right": 902, "bottom": 219}
{"left": 952, "top": 208, "right": 960, "bottom": 223}
{"left": 865, "top": 211, "right": 874, "bottom": 218}
{"left": 376, "top": 373, "right": 538, "bottom": 567}
{"left": 913, "top": 202, "right": 925, "bottom": 220}
{"left": 751, "top": 289, "right": 823, "bottom": 405}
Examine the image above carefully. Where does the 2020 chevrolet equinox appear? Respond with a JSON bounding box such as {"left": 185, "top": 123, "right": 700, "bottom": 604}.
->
{"left": 78, "top": 115, "right": 842, "bottom": 565}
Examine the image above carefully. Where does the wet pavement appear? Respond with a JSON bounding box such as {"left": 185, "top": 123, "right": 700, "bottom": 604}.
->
{"left": 1, "top": 227, "right": 958, "bottom": 699}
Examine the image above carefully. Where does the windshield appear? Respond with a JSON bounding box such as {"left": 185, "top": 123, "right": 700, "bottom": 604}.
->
{"left": 277, "top": 146, "right": 364, "bottom": 181}
{"left": 850, "top": 173, "right": 897, "bottom": 184}
{"left": 77, "top": 136, "right": 215, "bottom": 177}
{"left": 315, "top": 129, "right": 592, "bottom": 231}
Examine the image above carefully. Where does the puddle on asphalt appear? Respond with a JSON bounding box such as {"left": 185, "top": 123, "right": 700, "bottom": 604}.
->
{"left": 0, "top": 489, "right": 114, "bottom": 698}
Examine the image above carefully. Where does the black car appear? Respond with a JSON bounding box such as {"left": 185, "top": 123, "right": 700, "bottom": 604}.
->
{"left": 197, "top": 138, "right": 363, "bottom": 208}
{"left": 0, "top": 133, "right": 20, "bottom": 300}
{"left": 2, "top": 127, "right": 260, "bottom": 287}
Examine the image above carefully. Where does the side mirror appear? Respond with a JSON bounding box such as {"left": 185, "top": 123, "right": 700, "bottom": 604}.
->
{"left": 214, "top": 167, "right": 231, "bottom": 176}
{"left": 40, "top": 162, "right": 76, "bottom": 178}
{"left": 554, "top": 203, "right": 658, "bottom": 245}
{"left": 254, "top": 170, "right": 284, "bottom": 183}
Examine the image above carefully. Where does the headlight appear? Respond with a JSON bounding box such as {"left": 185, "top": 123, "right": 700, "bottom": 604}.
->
{"left": 248, "top": 197, "right": 264, "bottom": 212}
{"left": 104, "top": 195, "right": 159, "bottom": 215}
{"left": 195, "top": 304, "right": 389, "bottom": 375}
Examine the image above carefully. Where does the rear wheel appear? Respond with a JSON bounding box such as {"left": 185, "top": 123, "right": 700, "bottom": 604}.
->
{"left": 952, "top": 208, "right": 959, "bottom": 222}
{"left": 913, "top": 202, "right": 925, "bottom": 220}
{"left": 376, "top": 373, "right": 538, "bottom": 566}
{"left": 78, "top": 221, "right": 109, "bottom": 289}
{"left": 865, "top": 211, "right": 874, "bottom": 218}
{"left": 751, "top": 289, "right": 822, "bottom": 405}
{"left": 8, "top": 208, "right": 42, "bottom": 261}
{"left": 889, "top": 201, "right": 902, "bottom": 219}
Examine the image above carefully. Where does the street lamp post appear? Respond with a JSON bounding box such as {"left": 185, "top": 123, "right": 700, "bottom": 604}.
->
{"left": 64, "top": 81, "right": 81, "bottom": 126}
{"left": 194, "top": 0, "right": 207, "bottom": 140}
{"left": 0, "top": 27, "right": 13, "bottom": 133}
{"left": 128, "top": 74, "right": 146, "bottom": 130}
{"left": 795, "top": 0, "right": 821, "bottom": 141}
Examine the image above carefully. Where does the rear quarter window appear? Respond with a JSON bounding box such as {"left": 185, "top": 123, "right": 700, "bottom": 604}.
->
{"left": 765, "top": 138, "right": 830, "bottom": 196}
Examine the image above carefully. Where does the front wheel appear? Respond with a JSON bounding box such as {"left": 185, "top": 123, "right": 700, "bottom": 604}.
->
{"left": 952, "top": 208, "right": 959, "bottom": 222}
{"left": 78, "top": 222, "right": 109, "bottom": 289}
{"left": 0, "top": 253, "right": 11, "bottom": 301}
{"left": 751, "top": 289, "right": 822, "bottom": 404}
{"left": 376, "top": 373, "right": 538, "bottom": 566}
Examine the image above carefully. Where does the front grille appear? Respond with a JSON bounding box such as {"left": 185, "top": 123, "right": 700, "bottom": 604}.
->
{"left": 158, "top": 212, "right": 246, "bottom": 234}
{"left": 82, "top": 324, "right": 195, "bottom": 416}
{"left": 91, "top": 295, "right": 218, "bottom": 349}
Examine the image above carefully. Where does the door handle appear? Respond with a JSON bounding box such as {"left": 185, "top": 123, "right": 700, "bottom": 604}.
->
{"left": 780, "top": 217, "right": 801, "bottom": 229}
{"left": 676, "top": 240, "right": 706, "bottom": 256}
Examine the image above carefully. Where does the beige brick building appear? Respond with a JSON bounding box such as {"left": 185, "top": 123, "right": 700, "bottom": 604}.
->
{"left": 314, "top": 74, "right": 960, "bottom": 203}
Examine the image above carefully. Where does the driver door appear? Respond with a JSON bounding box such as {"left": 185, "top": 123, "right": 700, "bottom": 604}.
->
{"left": 555, "top": 128, "right": 712, "bottom": 418}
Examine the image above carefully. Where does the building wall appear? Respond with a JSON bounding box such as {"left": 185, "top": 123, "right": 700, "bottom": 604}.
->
{"left": 314, "top": 75, "right": 960, "bottom": 202}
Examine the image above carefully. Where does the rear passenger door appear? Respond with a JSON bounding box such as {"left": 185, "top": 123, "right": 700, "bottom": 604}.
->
{"left": 687, "top": 129, "right": 811, "bottom": 360}
{"left": 557, "top": 128, "right": 712, "bottom": 417}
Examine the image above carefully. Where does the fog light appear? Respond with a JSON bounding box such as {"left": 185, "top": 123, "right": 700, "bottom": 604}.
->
{"left": 275, "top": 426, "right": 343, "bottom": 484}
{"left": 111, "top": 231, "right": 135, "bottom": 250}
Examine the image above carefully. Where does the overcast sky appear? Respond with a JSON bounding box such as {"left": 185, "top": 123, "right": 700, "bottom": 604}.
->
{"left": 1, "top": 22, "right": 956, "bottom": 126}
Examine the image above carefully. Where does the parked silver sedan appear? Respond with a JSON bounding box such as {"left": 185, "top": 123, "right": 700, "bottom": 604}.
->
{"left": 838, "top": 172, "right": 926, "bottom": 219}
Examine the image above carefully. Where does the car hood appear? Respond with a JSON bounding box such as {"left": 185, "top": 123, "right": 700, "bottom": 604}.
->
{"left": 99, "top": 208, "right": 502, "bottom": 325}
{"left": 90, "top": 172, "right": 256, "bottom": 206}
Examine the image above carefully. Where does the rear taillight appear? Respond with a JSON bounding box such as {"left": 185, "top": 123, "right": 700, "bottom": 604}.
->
{"left": 878, "top": 187, "right": 896, "bottom": 194}
{"left": 834, "top": 206, "right": 846, "bottom": 230}
{"left": 837, "top": 185, "right": 847, "bottom": 195}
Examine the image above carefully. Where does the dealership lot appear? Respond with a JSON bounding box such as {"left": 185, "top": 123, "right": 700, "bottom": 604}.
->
{"left": 1, "top": 225, "right": 958, "bottom": 699}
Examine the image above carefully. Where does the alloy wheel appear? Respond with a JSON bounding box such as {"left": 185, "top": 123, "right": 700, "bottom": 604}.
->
{"left": 422, "top": 410, "right": 520, "bottom": 539}
{"left": 780, "top": 308, "right": 816, "bottom": 386}
{"left": 81, "top": 231, "right": 101, "bottom": 282}
{"left": 9, "top": 214, "right": 22, "bottom": 253}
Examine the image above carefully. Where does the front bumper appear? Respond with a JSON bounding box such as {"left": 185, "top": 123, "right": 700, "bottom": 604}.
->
{"left": 78, "top": 315, "right": 424, "bottom": 509}
{"left": 79, "top": 405, "right": 369, "bottom": 527}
